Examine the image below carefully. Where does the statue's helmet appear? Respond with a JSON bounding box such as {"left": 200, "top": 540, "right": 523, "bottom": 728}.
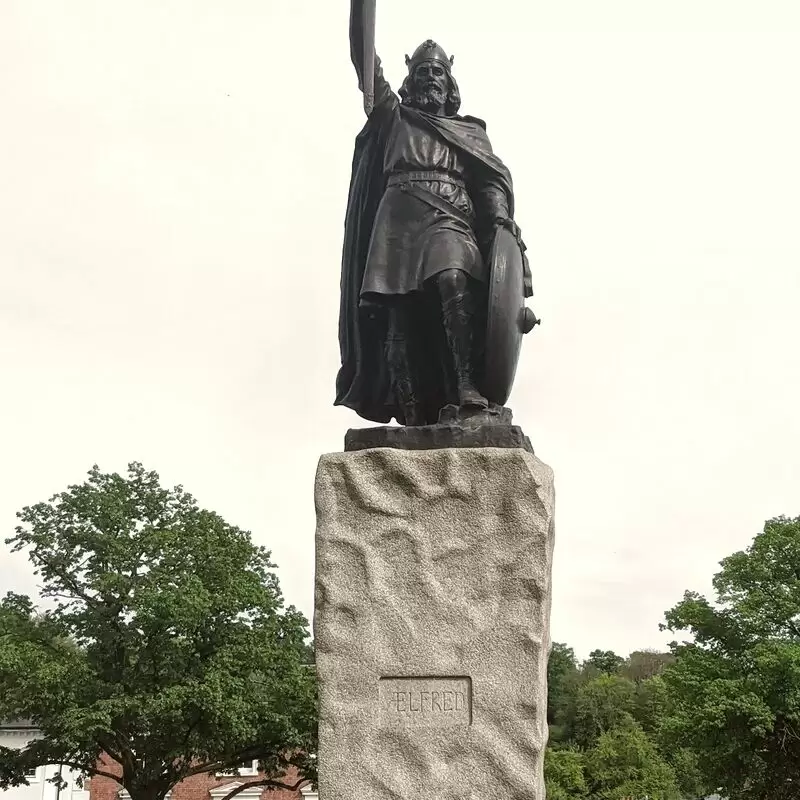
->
{"left": 404, "top": 39, "right": 455, "bottom": 73}
{"left": 400, "top": 39, "right": 461, "bottom": 115}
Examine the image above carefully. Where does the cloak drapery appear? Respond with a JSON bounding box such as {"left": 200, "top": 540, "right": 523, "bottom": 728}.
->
{"left": 335, "top": 105, "right": 515, "bottom": 424}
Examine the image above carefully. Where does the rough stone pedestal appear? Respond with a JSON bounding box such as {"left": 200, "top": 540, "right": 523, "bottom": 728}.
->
{"left": 314, "top": 447, "right": 555, "bottom": 800}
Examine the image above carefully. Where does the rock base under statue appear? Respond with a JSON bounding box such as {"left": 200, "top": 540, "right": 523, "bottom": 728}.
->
{"left": 314, "top": 445, "right": 555, "bottom": 800}
{"left": 344, "top": 404, "right": 533, "bottom": 453}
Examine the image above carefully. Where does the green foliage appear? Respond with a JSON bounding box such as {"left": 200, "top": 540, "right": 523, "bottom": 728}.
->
{"left": 0, "top": 464, "right": 316, "bottom": 800}
{"left": 546, "top": 641, "right": 685, "bottom": 799}
{"left": 546, "top": 636, "right": 708, "bottom": 799}
{"left": 633, "top": 675, "right": 668, "bottom": 736}
{"left": 662, "top": 515, "right": 800, "bottom": 800}
{"left": 548, "top": 642, "right": 579, "bottom": 735}
{"left": 585, "top": 650, "right": 625, "bottom": 675}
{"left": 583, "top": 722, "right": 680, "bottom": 800}
{"left": 573, "top": 674, "right": 637, "bottom": 748}
{"left": 620, "top": 650, "right": 675, "bottom": 683}
{"left": 546, "top": 515, "right": 800, "bottom": 799}
{"left": 545, "top": 747, "right": 587, "bottom": 800}
{"left": 663, "top": 747, "right": 710, "bottom": 800}
{"left": 548, "top": 643, "right": 578, "bottom": 699}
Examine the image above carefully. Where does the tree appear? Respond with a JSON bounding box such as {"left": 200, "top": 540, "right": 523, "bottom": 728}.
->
{"left": 545, "top": 747, "right": 587, "bottom": 800}
{"left": 633, "top": 675, "right": 668, "bottom": 736}
{"left": 546, "top": 644, "right": 692, "bottom": 797}
{"left": 662, "top": 746, "right": 711, "bottom": 800}
{"left": 620, "top": 650, "right": 675, "bottom": 683}
{"left": 583, "top": 722, "right": 680, "bottom": 800}
{"left": 585, "top": 650, "right": 624, "bottom": 676}
{"left": 547, "top": 645, "right": 672, "bottom": 749}
{"left": 662, "top": 515, "right": 800, "bottom": 800}
{"left": 0, "top": 464, "right": 316, "bottom": 800}
{"left": 573, "top": 674, "right": 637, "bottom": 749}
{"left": 547, "top": 642, "right": 580, "bottom": 741}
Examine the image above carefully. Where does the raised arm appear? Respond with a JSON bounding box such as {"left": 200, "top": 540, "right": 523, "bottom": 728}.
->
{"left": 350, "top": 0, "right": 373, "bottom": 103}
{"left": 350, "top": 0, "right": 396, "bottom": 115}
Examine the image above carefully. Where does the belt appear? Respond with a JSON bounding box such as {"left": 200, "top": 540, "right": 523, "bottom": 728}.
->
{"left": 388, "top": 180, "right": 475, "bottom": 228}
{"left": 387, "top": 171, "right": 466, "bottom": 189}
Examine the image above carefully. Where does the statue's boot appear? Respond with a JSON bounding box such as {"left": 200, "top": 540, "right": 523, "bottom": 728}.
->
{"left": 441, "top": 292, "right": 489, "bottom": 410}
{"left": 386, "top": 308, "right": 426, "bottom": 426}
{"left": 395, "top": 374, "right": 426, "bottom": 426}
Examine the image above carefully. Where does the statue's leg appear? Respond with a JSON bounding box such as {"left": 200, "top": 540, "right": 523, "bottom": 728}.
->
{"left": 436, "top": 269, "right": 489, "bottom": 410}
{"left": 385, "top": 302, "right": 426, "bottom": 426}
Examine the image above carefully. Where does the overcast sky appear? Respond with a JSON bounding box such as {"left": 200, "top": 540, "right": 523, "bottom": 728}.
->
{"left": 1, "top": 1, "right": 799, "bottom": 659}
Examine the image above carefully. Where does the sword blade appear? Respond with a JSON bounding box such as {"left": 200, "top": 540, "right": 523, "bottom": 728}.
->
{"left": 362, "top": 0, "right": 376, "bottom": 114}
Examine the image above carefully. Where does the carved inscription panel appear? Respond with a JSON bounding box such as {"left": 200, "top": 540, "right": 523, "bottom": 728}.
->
{"left": 379, "top": 676, "right": 472, "bottom": 727}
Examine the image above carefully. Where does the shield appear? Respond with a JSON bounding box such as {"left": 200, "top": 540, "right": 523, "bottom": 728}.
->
{"left": 481, "top": 225, "right": 538, "bottom": 405}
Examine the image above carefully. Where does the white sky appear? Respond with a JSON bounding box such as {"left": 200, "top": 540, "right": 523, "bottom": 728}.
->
{"left": 1, "top": 1, "right": 799, "bottom": 660}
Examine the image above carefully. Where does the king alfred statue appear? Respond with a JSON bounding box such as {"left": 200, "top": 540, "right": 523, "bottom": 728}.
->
{"left": 335, "top": 0, "right": 537, "bottom": 427}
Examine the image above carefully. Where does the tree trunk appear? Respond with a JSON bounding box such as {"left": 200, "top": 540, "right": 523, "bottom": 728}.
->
{"left": 124, "top": 782, "right": 170, "bottom": 800}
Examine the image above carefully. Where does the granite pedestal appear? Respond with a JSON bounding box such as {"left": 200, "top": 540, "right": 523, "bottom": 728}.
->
{"left": 314, "top": 429, "right": 554, "bottom": 799}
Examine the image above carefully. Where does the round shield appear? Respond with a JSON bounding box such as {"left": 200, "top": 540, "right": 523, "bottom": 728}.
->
{"left": 481, "top": 226, "right": 537, "bottom": 405}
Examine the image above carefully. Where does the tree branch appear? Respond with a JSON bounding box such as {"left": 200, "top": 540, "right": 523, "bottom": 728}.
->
{"left": 216, "top": 777, "right": 308, "bottom": 800}
{"left": 754, "top": 583, "right": 800, "bottom": 638}
{"left": 183, "top": 748, "right": 264, "bottom": 779}
{"left": 179, "top": 714, "right": 203, "bottom": 753}
{"left": 109, "top": 728, "right": 135, "bottom": 770}
{"left": 56, "top": 762, "right": 122, "bottom": 783}
{"left": 41, "top": 565, "right": 101, "bottom": 609}
{"left": 96, "top": 737, "right": 124, "bottom": 767}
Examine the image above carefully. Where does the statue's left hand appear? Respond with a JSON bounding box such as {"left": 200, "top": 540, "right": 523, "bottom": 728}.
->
{"left": 494, "top": 217, "right": 524, "bottom": 249}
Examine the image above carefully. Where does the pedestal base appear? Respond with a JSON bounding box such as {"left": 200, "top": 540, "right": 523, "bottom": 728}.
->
{"left": 314, "top": 446, "right": 555, "bottom": 800}
{"left": 344, "top": 404, "right": 533, "bottom": 453}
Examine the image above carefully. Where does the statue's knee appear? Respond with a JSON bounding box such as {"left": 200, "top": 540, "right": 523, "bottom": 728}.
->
{"left": 437, "top": 268, "right": 466, "bottom": 297}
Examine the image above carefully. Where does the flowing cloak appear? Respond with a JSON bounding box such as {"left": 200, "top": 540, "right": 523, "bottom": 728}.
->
{"left": 334, "top": 101, "right": 516, "bottom": 423}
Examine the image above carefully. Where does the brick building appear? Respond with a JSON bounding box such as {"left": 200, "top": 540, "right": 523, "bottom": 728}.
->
{"left": 0, "top": 725, "right": 316, "bottom": 800}
{"left": 88, "top": 765, "right": 315, "bottom": 800}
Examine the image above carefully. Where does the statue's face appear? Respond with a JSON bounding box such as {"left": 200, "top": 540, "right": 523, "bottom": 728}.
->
{"left": 410, "top": 61, "right": 449, "bottom": 111}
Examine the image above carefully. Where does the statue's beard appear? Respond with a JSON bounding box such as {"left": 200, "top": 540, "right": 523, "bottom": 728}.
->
{"left": 408, "top": 83, "right": 447, "bottom": 112}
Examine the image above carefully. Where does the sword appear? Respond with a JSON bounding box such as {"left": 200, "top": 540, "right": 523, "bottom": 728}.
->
{"left": 362, "top": 0, "right": 376, "bottom": 114}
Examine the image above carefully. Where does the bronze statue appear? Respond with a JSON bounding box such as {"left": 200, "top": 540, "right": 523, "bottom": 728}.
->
{"left": 336, "top": 0, "right": 537, "bottom": 427}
